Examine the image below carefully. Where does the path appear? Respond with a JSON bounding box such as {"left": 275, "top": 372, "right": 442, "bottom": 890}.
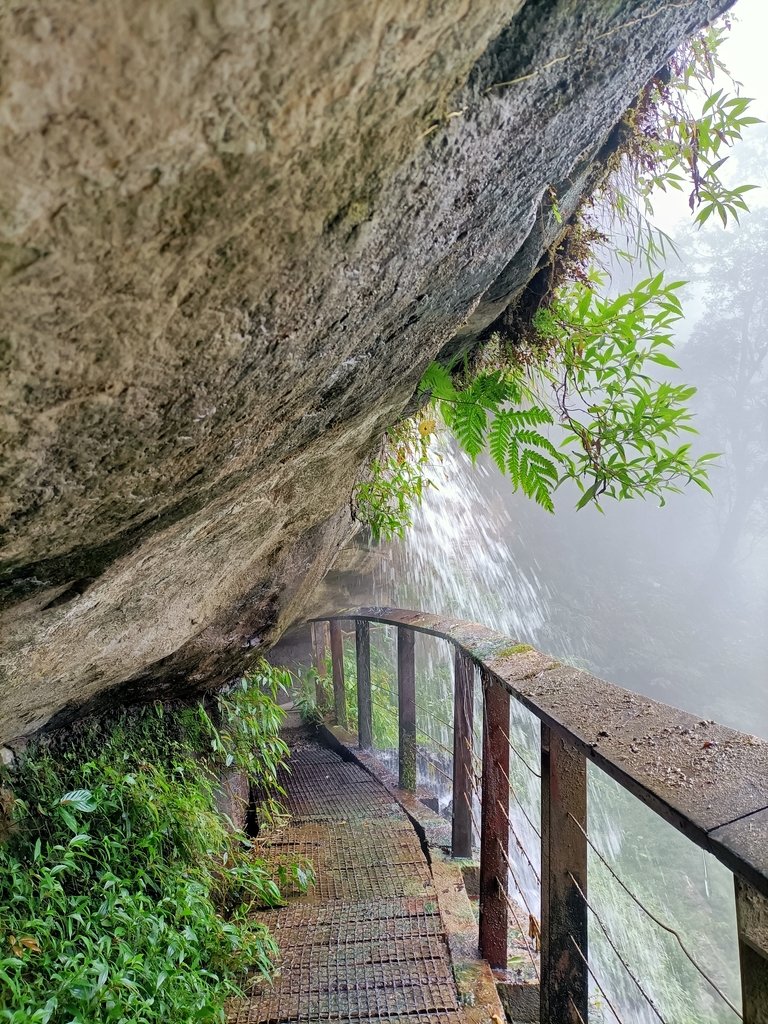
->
{"left": 228, "top": 734, "right": 482, "bottom": 1023}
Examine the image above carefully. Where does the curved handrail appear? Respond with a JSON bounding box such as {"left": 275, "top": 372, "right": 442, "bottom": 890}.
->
{"left": 311, "top": 606, "right": 768, "bottom": 899}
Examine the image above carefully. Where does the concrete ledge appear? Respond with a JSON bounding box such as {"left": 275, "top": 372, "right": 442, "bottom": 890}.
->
{"left": 496, "top": 980, "right": 539, "bottom": 1023}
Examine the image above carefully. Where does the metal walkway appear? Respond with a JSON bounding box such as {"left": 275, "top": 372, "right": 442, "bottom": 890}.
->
{"left": 228, "top": 739, "right": 477, "bottom": 1024}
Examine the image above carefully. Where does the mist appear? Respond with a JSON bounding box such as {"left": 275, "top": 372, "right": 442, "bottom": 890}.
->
{"left": 311, "top": 5, "right": 768, "bottom": 1020}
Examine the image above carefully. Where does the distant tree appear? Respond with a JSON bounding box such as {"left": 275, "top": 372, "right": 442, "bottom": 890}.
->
{"left": 684, "top": 207, "right": 768, "bottom": 560}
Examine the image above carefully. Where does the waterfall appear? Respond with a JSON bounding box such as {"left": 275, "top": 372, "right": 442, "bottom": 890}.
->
{"left": 341, "top": 435, "right": 745, "bottom": 1023}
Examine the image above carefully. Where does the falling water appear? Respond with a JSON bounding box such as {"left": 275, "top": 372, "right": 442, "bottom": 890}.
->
{"left": 322, "top": 432, "right": 758, "bottom": 1022}
{"left": 317, "top": 8, "right": 768, "bottom": 1007}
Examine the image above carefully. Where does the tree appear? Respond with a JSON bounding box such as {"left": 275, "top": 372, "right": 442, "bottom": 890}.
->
{"left": 683, "top": 207, "right": 768, "bottom": 560}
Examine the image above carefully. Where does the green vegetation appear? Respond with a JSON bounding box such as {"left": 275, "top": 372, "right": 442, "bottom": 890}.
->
{"left": 587, "top": 770, "right": 741, "bottom": 1024}
{"left": 621, "top": 20, "right": 759, "bottom": 232}
{"left": 299, "top": 628, "right": 456, "bottom": 763}
{"left": 297, "top": 632, "right": 400, "bottom": 747}
{"left": 354, "top": 419, "right": 434, "bottom": 542}
{"left": 497, "top": 644, "right": 535, "bottom": 657}
{"left": 0, "top": 662, "right": 310, "bottom": 1024}
{"left": 354, "top": 20, "right": 760, "bottom": 540}
{"left": 421, "top": 272, "right": 718, "bottom": 512}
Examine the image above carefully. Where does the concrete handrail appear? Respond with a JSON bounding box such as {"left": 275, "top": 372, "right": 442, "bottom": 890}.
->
{"left": 310, "top": 606, "right": 768, "bottom": 1021}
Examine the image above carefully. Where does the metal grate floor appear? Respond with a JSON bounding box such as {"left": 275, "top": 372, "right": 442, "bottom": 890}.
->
{"left": 260, "top": 821, "right": 425, "bottom": 870}
{"left": 228, "top": 740, "right": 469, "bottom": 1023}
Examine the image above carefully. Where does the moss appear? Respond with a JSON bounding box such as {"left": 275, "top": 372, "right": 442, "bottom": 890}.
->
{"left": 497, "top": 643, "right": 535, "bottom": 656}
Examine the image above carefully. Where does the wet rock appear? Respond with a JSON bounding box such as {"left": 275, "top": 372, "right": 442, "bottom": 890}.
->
{"left": 0, "top": 0, "right": 729, "bottom": 741}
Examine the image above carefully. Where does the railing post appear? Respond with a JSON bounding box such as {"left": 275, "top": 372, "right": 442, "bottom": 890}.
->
{"left": 479, "top": 667, "right": 509, "bottom": 969}
{"left": 310, "top": 621, "right": 330, "bottom": 711}
{"left": 541, "top": 725, "right": 588, "bottom": 1024}
{"left": 735, "top": 876, "right": 768, "bottom": 1023}
{"left": 355, "top": 619, "right": 372, "bottom": 749}
{"left": 452, "top": 647, "right": 474, "bottom": 859}
{"left": 329, "top": 620, "right": 347, "bottom": 729}
{"left": 397, "top": 627, "right": 416, "bottom": 791}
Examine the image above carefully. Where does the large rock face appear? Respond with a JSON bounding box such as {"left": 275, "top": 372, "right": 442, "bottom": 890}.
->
{"left": 0, "top": 0, "right": 728, "bottom": 743}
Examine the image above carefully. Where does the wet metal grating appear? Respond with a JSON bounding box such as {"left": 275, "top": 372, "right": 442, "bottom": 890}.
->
{"left": 266, "top": 934, "right": 452, "bottom": 970}
{"left": 254, "top": 895, "right": 443, "bottom": 933}
{"left": 281, "top": 745, "right": 345, "bottom": 766}
{"left": 278, "top": 763, "right": 380, "bottom": 790}
{"left": 278, "top": 776, "right": 400, "bottom": 821}
{"left": 260, "top": 823, "right": 424, "bottom": 869}
{"left": 231, "top": 738, "right": 467, "bottom": 1023}
{"left": 231, "top": 981, "right": 458, "bottom": 1023}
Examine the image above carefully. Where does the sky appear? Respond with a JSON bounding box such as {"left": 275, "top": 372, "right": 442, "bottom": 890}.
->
{"left": 723, "top": 0, "right": 768, "bottom": 101}
{"left": 651, "top": 0, "right": 768, "bottom": 231}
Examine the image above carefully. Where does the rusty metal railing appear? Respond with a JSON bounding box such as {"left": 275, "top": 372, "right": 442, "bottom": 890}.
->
{"left": 309, "top": 608, "right": 768, "bottom": 1023}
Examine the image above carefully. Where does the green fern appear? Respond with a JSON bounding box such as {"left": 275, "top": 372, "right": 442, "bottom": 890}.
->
{"left": 445, "top": 399, "right": 487, "bottom": 459}
{"left": 420, "top": 362, "right": 456, "bottom": 401}
{"left": 419, "top": 366, "right": 566, "bottom": 509}
{"left": 488, "top": 412, "right": 512, "bottom": 473}
{"left": 418, "top": 265, "right": 718, "bottom": 514}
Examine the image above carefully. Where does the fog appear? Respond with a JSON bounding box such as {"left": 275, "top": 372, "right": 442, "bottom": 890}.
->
{"left": 317, "top": 5, "right": 768, "bottom": 1020}
{"left": 332, "top": 2, "right": 768, "bottom": 738}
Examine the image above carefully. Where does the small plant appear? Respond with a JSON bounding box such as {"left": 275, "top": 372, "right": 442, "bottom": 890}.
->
{"left": 593, "top": 19, "right": 761, "bottom": 272}
{"left": 294, "top": 667, "right": 324, "bottom": 725}
{"left": 0, "top": 666, "right": 309, "bottom": 1024}
{"left": 204, "top": 660, "right": 292, "bottom": 824}
{"left": 354, "top": 418, "right": 436, "bottom": 541}
{"left": 628, "top": 21, "right": 760, "bottom": 230}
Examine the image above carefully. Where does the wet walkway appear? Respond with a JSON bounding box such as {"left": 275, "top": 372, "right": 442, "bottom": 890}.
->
{"left": 228, "top": 737, "right": 480, "bottom": 1024}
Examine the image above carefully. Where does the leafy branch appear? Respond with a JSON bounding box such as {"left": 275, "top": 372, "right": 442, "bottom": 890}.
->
{"left": 605, "top": 19, "right": 761, "bottom": 255}
{"left": 534, "top": 272, "right": 718, "bottom": 508}
{"left": 419, "top": 273, "right": 718, "bottom": 512}
{"left": 353, "top": 418, "right": 436, "bottom": 541}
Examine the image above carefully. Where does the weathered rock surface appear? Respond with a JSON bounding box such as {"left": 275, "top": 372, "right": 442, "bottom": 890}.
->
{"left": 0, "top": 0, "right": 729, "bottom": 743}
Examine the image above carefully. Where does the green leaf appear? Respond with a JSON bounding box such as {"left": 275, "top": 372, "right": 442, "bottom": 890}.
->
{"left": 452, "top": 400, "right": 487, "bottom": 459}
{"left": 488, "top": 413, "right": 511, "bottom": 475}
{"left": 59, "top": 790, "right": 97, "bottom": 813}
{"left": 649, "top": 352, "right": 680, "bottom": 369}
{"left": 575, "top": 481, "right": 600, "bottom": 510}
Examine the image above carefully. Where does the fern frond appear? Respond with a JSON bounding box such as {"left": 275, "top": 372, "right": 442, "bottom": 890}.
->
{"left": 517, "top": 448, "right": 535, "bottom": 497}
{"left": 452, "top": 400, "right": 487, "bottom": 460}
{"left": 419, "top": 362, "right": 456, "bottom": 401}
{"left": 488, "top": 412, "right": 511, "bottom": 474}
{"left": 508, "top": 438, "right": 521, "bottom": 487}
{"left": 514, "top": 429, "right": 561, "bottom": 461}
{"left": 467, "top": 371, "right": 508, "bottom": 410}
{"left": 504, "top": 375, "right": 524, "bottom": 405}
{"left": 524, "top": 448, "right": 560, "bottom": 483}
{"left": 507, "top": 406, "right": 554, "bottom": 427}
{"left": 533, "top": 479, "right": 555, "bottom": 513}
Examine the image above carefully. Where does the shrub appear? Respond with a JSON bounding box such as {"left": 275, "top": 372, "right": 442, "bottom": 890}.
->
{"left": 0, "top": 664, "right": 307, "bottom": 1024}
{"left": 353, "top": 18, "right": 759, "bottom": 536}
